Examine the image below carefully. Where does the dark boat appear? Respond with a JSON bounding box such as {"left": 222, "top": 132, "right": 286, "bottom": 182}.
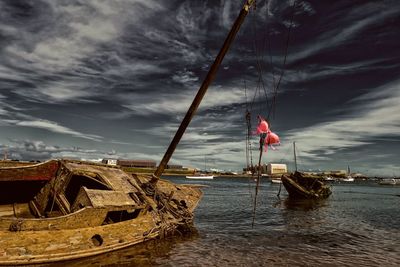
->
{"left": 281, "top": 142, "right": 331, "bottom": 199}
{"left": 281, "top": 171, "right": 332, "bottom": 199}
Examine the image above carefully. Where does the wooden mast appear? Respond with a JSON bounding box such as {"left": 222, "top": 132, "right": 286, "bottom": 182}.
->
{"left": 151, "top": 0, "right": 256, "bottom": 182}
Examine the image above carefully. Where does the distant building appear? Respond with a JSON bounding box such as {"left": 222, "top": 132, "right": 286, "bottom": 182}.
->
{"left": 266, "top": 163, "right": 288, "bottom": 175}
{"left": 166, "top": 164, "right": 183, "bottom": 169}
{"left": 117, "top": 159, "right": 157, "bottom": 168}
{"left": 102, "top": 159, "right": 118, "bottom": 165}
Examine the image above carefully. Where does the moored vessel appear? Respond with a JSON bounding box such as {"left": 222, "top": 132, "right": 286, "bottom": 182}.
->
{"left": 186, "top": 173, "right": 214, "bottom": 180}
{"left": 378, "top": 178, "right": 400, "bottom": 185}
{"left": 281, "top": 171, "right": 332, "bottom": 199}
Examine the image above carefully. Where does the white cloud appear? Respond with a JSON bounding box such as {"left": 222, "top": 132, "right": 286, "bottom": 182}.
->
{"left": 123, "top": 85, "right": 246, "bottom": 115}
{"left": 172, "top": 69, "right": 198, "bottom": 84}
{"left": 221, "top": 0, "right": 233, "bottom": 29}
{"left": 5, "top": 119, "right": 102, "bottom": 142}
{"left": 104, "top": 60, "right": 167, "bottom": 77}
{"left": 283, "top": 59, "right": 398, "bottom": 83}
{"left": 37, "top": 81, "right": 99, "bottom": 102}
{"left": 1, "top": 139, "right": 111, "bottom": 162}
{"left": 171, "top": 138, "right": 247, "bottom": 170}
{"left": 1, "top": 0, "right": 166, "bottom": 103}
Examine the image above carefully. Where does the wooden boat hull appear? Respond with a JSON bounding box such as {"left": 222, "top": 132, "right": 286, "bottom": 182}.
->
{"left": 281, "top": 172, "right": 331, "bottom": 199}
{"left": 0, "top": 212, "right": 158, "bottom": 265}
{"left": 0, "top": 160, "right": 59, "bottom": 181}
{"left": 0, "top": 160, "right": 202, "bottom": 265}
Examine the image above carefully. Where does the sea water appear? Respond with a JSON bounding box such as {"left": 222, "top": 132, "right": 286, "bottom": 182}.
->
{"left": 68, "top": 177, "right": 400, "bottom": 267}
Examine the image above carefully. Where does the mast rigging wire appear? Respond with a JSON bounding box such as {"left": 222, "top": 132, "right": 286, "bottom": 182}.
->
{"left": 250, "top": 0, "right": 297, "bottom": 226}
{"left": 268, "top": 0, "right": 297, "bottom": 121}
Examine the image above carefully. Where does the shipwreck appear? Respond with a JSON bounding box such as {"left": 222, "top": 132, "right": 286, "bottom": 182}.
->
{"left": 281, "top": 171, "right": 332, "bottom": 199}
{"left": 0, "top": 160, "right": 201, "bottom": 264}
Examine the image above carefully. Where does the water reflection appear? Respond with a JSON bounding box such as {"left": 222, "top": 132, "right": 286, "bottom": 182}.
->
{"left": 283, "top": 198, "right": 329, "bottom": 211}
{"left": 45, "top": 231, "right": 199, "bottom": 267}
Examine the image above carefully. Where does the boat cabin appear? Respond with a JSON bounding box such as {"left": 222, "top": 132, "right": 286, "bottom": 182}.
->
{"left": 0, "top": 160, "right": 146, "bottom": 231}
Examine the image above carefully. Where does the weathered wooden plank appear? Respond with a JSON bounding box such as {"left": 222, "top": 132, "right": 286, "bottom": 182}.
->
{"left": 0, "top": 208, "right": 108, "bottom": 231}
{"left": 0, "top": 160, "right": 59, "bottom": 181}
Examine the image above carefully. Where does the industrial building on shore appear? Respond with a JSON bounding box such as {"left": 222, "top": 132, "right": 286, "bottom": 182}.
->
{"left": 243, "top": 163, "right": 288, "bottom": 175}
{"left": 101, "top": 158, "right": 185, "bottom": 170}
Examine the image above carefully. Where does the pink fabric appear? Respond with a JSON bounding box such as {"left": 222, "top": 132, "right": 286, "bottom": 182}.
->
{"left": 266, "top": 131, "right": 280, "bottom": 145}
{"left": 264, "top": 131, "right": 280, "bottom": 151}
{"left": 254, "top": 116, "right": 269, "bottom": 135}
{"left": 253, "top": 115, "right": 280, "bottom": 152}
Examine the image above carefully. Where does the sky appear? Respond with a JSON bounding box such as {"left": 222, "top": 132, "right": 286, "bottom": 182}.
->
{"left": 0, "top": 0, "right": 399, "bottom": 176}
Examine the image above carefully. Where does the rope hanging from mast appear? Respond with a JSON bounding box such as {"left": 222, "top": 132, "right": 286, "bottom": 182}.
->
{"left": 246, "top": 0, "right": 297, "bottom": 121}
{"left": 249, "top": 0, "right": 297, "bottom": 226}
{"left": 268, "top": 0, "right": 297, "bottom": 121}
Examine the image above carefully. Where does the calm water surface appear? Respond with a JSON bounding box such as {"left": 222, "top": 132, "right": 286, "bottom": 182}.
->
{"left": 67, "top": 177, "right": 400, "bottom": 267}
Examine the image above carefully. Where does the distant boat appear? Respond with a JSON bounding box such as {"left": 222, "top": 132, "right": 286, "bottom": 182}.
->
{"left": 282, "top": 172, "right": 332, "bottom": 199}
{"left": 379, "top": 178, "right": 399, "bottom": 185}
{"left": 342, "top": 176, "right": 354, "bottom": 182}
{"left": 342, "top": 165, "right": 354, "bottom": 182}
{"left": 323, "top": 176, "right": 335, "bottom": 182}
{"left": 259, "top": 173, "right": 281, "bottom": 183}
{"left": 281, "top": 142, "right": 331, "bottom": 199}
{"left": 271, "top": 178, "right": 282, "bottom": 184}
{"left": 186, "top": 156, "right": 214, "bottom": 179}
{"left": 186, "top": 174, "right": 214, "bottom": 180}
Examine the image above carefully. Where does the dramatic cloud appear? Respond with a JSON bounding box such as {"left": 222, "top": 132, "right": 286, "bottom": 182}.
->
{"left": 5, "top": 119, "right": 103, "bottom": 142}
{"left": 0, "top": 0, "right": 399, "bottom": 176}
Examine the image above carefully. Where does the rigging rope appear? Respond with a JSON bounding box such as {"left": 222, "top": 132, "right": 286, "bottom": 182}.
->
{"left": 250, "top": 6, "right": 270, "bottom": 115}
{"left": 267, "top": 0, "right": 297, "bottom": 121}
{"left": 249, "top": 0, "right": 297, "bottom": 226}
{"left": 248, "top": 0, "right": 297, "bottom": 123}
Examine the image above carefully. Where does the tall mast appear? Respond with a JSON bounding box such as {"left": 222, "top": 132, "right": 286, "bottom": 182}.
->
{"left": 293, "top": 141, "right": 298, "bottom": 172}
{"left": 152, "top": 0, "right": 256, "bottom": 182}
